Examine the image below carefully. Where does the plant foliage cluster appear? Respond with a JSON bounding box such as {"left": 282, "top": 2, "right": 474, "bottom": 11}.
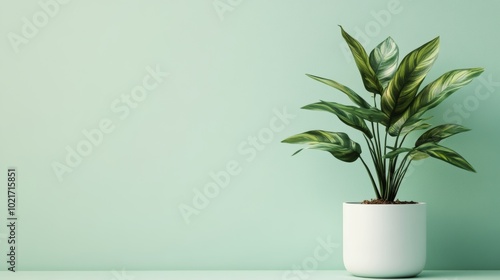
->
{"left": 283, "top": 26, "right": 483, "bottom": 201}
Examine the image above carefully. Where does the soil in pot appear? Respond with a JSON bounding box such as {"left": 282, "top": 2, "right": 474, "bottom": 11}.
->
{"left": 362, "top": 198, "right": 418, "bottom": 204}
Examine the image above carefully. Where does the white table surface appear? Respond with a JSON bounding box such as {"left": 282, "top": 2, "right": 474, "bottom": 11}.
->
{"left": 0, "top": 270, "right": 499, "bottom": 279}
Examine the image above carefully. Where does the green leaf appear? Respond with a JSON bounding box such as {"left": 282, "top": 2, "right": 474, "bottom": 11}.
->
{"left": 340, "top": 26, "right": 383, "bottom": 95}
{"left": 302, "top": 101, "right": 373, "bottom": 138}
{"left": 400, "top": 120, "right": 431, "bottom": 136}
{"left": 281, "top": 130, "right": 361, "bottom": 162}
{"left": 369, "top": 37, "right": 399, "bottom": 89}
{"left": 385, "top": 147, "right": 412, "bottom": 159}
{"left": 313, "top": 100, "right": 389, "bottom": 125}
{"left": 382, "top": 36, "right": 440, "bottom": 130}
{"left": 389, "top": 68, "right": 484, "bottom": 135}
{"left": 414, "top": 142, "right": 475, "bottom": 172}
{"left": 416, "top": 124, "right": 470, "bottom": 146}
{"left": 306, "top": 74, "right": 371, "bottom": 109}
{"left": 385, "top": 146, "right": 430, "bottom": 160}
{"left": 409, "top": 151, "right": 430, "bottom": 160}
{"left": 412, "top": 68, "right": 484, "bottom": 116}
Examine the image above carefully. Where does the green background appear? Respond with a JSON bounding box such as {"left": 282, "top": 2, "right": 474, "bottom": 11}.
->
{"left": 0, "top": 0, "right": 499, "bottom": 271}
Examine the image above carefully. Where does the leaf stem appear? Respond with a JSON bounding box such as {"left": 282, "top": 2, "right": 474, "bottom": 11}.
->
{"left": 393, "top": 157, "right": 413, "bottom": 198}
{"left": 360, "top": 156, "right": 381, "bottom": 199}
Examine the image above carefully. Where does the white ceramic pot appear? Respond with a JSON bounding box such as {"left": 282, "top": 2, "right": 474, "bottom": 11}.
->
{"left": 343, "top": 202, "right": 426, "bottom": 278}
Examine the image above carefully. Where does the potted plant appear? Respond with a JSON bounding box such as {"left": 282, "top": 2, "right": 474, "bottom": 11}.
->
{"left": 282, "top": 26, "right": 483, "bottom": 278}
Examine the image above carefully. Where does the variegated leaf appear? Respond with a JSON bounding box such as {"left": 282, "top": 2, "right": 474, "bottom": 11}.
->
{"left": 302, "top": 102, "right": 373, "bottom": 138}
{"left": 369, "top": 37, "right": 399, "bottom": 89}
{"left": 313, "top": 100, "right": 388, "bottom": 125}
{"left": 340, "top": 26, "right": 383, "bottom": 95}
{"left": 389, "top": 68, "right": 484, "bottom": 135}
{"left": 281, "top": 130, "right": 361, "bottom": 162}
{"left": 382, "top": 37, "right": 440, "bottom": 128}
{"left": 415, "top": 124, "right": 470, "bottom": 146}
{"left": 409, "top": 151, "right": 429, "bottom": 160}
{"left": 306, "top": 74, "right": 371, "bottom": 108}
{"left": 414, "top": 142, "right": 475, "bottom": 172}
{"left": 400, "top": 120, "right": 431, "bottom": 136}
{"left": 384, "top": 147, "right": 412, "bottom": 159}
{"left": 385, "top": 146, "right": 430, "bottom": 160}
{"left": 398, "top": 115, "right": 433, "bottom": 135}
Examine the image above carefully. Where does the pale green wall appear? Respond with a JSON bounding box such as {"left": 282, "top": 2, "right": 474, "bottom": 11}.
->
{"left": 0, "top": 0, "right": 499, "bottom": 271}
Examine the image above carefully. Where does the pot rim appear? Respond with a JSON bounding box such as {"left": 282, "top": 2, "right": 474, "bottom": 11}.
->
{"left": 344, "top": 202, "right": 426, "bottom": 205}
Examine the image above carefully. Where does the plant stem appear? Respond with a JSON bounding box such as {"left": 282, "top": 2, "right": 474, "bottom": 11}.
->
{"left": 364, "top": 135, "right": 376, "bottom": 155}
{"left": 383, "top": 132, "right": 388, "bottom": 170}
{"left": 390, "top": 154, "right": 408, "bottom": 199}
{"left": 369, "top": 122, "right": 384, "bottom": 194}
{"left": 400, "top": 132, "right": 409, "bottom": 148}
{"left": 370, "top": 95, "right": 388, "bottom": 199}
{"left": 364, "top": 135, "right": 383, "bottom": 196}
{"left": 393, "top": 158, "right": 413, "bottom": 197}
{"left": 388, "top": 130, "right": 413, "bottom": 199}
{"left": 360, "top": 156, "right": 381, "bottom": 199}
{"left": 386, "top": 133, "right": 402, "bottom": 200}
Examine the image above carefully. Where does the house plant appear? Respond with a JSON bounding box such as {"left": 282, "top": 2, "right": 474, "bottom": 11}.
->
{"left": 282, "top": 26, "right": 483, "bottom": 278}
